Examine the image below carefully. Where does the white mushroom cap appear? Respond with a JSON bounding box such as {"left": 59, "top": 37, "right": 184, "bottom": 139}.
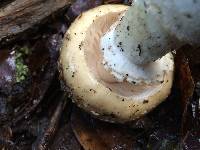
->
{"left": 59, "top": 5, "right": 174, "bottom": 123}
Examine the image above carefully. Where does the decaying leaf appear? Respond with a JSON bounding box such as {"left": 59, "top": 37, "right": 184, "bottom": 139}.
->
{"left": 71, "top": 107, "right": 138, "bottom": 150}
{"left": 174, "top": 50, "right": 195, "bottom": 137}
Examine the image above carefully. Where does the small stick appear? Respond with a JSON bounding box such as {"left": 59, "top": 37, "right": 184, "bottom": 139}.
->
{"left": 35, "top": 93, "right": 68, "bottom": 150}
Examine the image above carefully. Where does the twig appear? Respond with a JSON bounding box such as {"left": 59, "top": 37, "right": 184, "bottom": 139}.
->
{"left": 35, "top": 93, "right": 68, "bottom": 150}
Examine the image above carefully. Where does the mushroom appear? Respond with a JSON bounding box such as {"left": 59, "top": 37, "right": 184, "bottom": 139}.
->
{"left": 59, "top": 1, "right": 200, "bottom": 123}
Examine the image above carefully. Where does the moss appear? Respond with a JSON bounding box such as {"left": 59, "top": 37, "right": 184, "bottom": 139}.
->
{"left": 15, "top": 46, "right": 30, "bottom": 83}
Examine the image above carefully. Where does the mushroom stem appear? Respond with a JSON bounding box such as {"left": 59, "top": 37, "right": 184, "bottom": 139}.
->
{"left": 101, "top": 0, "right": 200, "bottom": 82}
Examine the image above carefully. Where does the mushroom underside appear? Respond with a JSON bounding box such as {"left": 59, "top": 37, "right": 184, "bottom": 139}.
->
{"left": 59, "top": 5, "right": 174, "bottom": 123}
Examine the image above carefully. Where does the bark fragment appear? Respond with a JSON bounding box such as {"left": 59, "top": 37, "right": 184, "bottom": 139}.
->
{"left": 0, "top": 0, "right": 71, "bottom": 43}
